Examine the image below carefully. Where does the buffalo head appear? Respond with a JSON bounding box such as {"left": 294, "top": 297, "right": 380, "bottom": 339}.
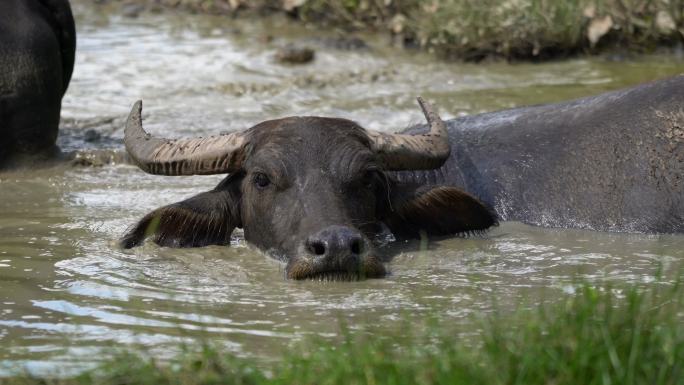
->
{"left": 121, "top": 99, "right": 497, "bottom": 280}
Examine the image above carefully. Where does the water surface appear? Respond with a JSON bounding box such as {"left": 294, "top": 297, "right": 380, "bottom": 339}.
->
{"left": 1, "top": 1, "right": 683, "bottom": 376}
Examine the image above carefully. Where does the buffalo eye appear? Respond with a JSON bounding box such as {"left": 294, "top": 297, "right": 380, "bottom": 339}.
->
{"left": 253, "top": 173, "right": 271, "bottom": 189}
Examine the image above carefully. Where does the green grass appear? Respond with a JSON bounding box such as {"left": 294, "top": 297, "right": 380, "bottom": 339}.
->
{"left": 409, "top": 0, "right": 684, "bottom": 60}
{"left": 125, "top": 0, "right": 684, "bottom": 60}
{"left": 5, "top": 279, "right": 684, "bottom": 385}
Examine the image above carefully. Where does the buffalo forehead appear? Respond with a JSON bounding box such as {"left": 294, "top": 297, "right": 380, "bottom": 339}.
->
{"left": 248, "top": 116, "right": 374, "bottom": 173}
{"left": 251, "top": 116, "right": 368, "bottom": 141}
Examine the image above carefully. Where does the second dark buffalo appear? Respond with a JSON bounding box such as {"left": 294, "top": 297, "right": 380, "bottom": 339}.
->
{"left": 0, "top": 0, "right": 76, "bottom": 168}
{"left": 120, "top": 99, "right": 497, "bottom": 280}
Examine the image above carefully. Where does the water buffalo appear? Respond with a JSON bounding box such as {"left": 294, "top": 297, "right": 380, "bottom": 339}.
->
{"left": 121, "top": 99, "right": 497, "bottom": 280}
{"left": 122, "top": 76, "right": 683, "bottom": 279}
{"left": 0, "top": 0, "right": 76, "bottom": 167}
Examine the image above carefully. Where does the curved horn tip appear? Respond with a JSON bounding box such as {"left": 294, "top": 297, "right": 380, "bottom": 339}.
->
{"left": 126, "top": 99, "right": 145, "bottom": 128}
{"left": 129, "top": 100, "right": 143, "bottom": 116}
{"left": 126, "top": 100, "right": 144, "bottom": 123}
{"left": 416, "top": 96, "right": 436, "bottom": 120}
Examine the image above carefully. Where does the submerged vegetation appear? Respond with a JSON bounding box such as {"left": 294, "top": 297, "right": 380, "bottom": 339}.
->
{"left": 5, "top": 279, "right": 684, "bottom": 384}
{"left": 108, "top": 0, "right": 684, "bottom": 60}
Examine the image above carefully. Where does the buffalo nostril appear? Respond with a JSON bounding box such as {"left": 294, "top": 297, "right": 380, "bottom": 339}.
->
{"left": 305, "top": 226, "right": 367, "bottom": 261}
{"left": 308, "top": 240, "right": 326, "bottom": 256}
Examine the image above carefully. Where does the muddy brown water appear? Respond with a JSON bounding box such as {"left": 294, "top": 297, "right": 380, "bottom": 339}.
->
{"left": 1, "top": 1, "right": 684, "bottom": 376}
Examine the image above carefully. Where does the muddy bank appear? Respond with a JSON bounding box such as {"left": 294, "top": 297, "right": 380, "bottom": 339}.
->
{"left": 89, "top": 0, "right": 683, "bottom": 61}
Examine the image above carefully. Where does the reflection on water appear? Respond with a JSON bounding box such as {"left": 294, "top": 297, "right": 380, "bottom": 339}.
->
{"left": 1, "top": 0, "right": 684, "bottom": 376}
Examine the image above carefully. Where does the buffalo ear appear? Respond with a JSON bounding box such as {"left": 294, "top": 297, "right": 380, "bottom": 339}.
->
{"left": 381, "top": 183, "right": 497, "bottom": 239}
{"left": 121, "top": 174, "right": 243, "bottom": 249}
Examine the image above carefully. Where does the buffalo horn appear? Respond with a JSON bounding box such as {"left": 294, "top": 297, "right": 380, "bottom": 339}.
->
{"left": 367, "top": 97, "right": 450, "bottom": 171}
{"left": 124, "top": 101, "right": 247, "bottom": 175}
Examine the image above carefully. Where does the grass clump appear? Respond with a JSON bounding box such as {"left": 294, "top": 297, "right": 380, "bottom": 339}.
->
{"left": 481, "top": 284, "right": 684, "bottom": 384}
{"left": 5, "top": 280, "right": 684, "bottom": 385}
{"left": 418, "top": 0, "right": 684, "bottom": 60}
{"left": 122, "top": 0, "right": 684, "bottom": 60}
{"left": 294, "top": 0, "right": 684, "bottom": 60}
